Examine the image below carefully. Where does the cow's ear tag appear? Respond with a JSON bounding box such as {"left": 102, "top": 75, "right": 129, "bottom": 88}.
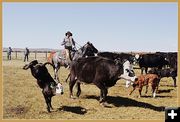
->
{"left": 114, "top": 59, "right": 120, "bottom": 65}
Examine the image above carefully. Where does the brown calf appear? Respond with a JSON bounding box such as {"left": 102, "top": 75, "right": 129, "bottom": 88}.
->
{"left": 129, "top": 74, "right": 160, "bottom": 98}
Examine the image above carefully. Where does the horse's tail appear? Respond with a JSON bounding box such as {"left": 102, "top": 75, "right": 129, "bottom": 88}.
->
{"left": 65, "top": 73, "right": 70, "bottom": 82}
{"left": 47, "top": 51, "right": 56, "bottom": 63}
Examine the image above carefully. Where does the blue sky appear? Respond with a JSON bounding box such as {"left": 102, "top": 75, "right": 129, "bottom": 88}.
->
{"left": 3, "top": 2, "right": 178, "bottom": 52}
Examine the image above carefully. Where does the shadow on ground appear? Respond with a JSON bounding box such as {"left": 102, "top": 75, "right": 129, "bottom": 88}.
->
{"left": 58, "top": 106, "right": 87, "bottom": 115}
{"left": 159, "top": 84, "right": 176, "bottom": 87}
{"left": 140, "top": 95, "right": 172, "bottom": 98}
{"left": 84, "top": 95, "right": 165, "bottom": 112}
{"left": 157, "top": 89, "right": 174, "bottom": 94}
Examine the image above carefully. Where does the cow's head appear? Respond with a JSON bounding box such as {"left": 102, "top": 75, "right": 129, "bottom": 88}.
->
{"left": 23, "top": 60, "right": 38, "bottom": 70}
{"left": 126, "top": 69, "right": 135, "bottom": 77}
{"left": 114, "top": 58, "right": 124, "bottom": 75}
{"left": 164, "top": 58, "right": 170, "bottom": 66}
{"left": 132, "top": 54, "right": 140, "bottom": 65}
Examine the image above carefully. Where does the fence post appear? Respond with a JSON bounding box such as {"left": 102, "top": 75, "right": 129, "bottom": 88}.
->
{"left": 16, "top": 51, "right": 17, "bottom": 59}
{"left": 35, "top": 51, "right": 37, "bottom": 59}
{"left": 45, "top": 51, "right": 47, "bottom": 59}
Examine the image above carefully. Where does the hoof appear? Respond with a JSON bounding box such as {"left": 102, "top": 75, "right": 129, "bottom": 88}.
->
{"left": 100, "top": 102, "right": 108, "bottom": 107}
{"left": 144, "top": 93, "right": 148, "bottom": 96}
{"left": 76, "top": 93, "right": 81, "bottom": 98}
{"left": 99, "top": 99, "right": 104, "bottom": 103}
{"left": 70, "top": 95, "right": 76, "bottom": 99}
{"left": 47, "top": 109, "right": 51, "bottom": 113}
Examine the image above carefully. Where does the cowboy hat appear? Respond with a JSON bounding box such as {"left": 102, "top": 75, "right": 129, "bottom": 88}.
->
{"left": 65, "top": 31, "right": 73, "bottom": 36}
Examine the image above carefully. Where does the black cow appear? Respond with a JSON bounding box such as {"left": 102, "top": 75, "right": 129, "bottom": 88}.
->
{"left": 156, "top": 52, "right": 177, "bottom": 70}
{"left": 148, "top": 68, "right": 177, "bottom": 87}
{"left": 69, "top": 56, "right": 127, "bottom": 104}
{"left": 138, "top": 54, "right": 169, "bottom": 74}
{"left": 23, "top": 60, "right": 64, "bottom": 112}
{"left": 97, "top": 52, "right": 135, "bottom": 64}
{"left": 165, "top": 52, "right": 177, "bottom": 70}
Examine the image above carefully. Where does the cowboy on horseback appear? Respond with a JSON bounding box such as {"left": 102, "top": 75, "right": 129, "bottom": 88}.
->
{"left": 61, "top": 31, "right": 76, "bottom": 61}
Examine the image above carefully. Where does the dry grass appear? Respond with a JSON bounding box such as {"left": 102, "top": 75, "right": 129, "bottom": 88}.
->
{"left": 3, "top": 59, "right": 178, "bottom": 120}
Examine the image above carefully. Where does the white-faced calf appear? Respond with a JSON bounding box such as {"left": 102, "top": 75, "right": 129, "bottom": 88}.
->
{"left": 129, "top": 74, "right": 160, "bottom": 98}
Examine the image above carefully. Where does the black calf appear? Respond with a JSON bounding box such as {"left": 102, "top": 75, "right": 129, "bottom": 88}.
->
{"left": 23, "top": 60, "right": 63, "bottom": 112}
{"left": 148, "top": 68, "right": 177, "bottom": 87}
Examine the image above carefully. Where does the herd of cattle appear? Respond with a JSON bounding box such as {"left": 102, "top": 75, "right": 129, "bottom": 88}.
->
{"left": 23, "top": 45, "right": 177, "bottom": 112}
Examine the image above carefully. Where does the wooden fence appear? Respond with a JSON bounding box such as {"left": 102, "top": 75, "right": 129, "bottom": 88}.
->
{"left": 3, "top": 50, "right": 62, "bottom": 61}
{"left": 3, "top": 49, "right": 155, "bottom": 61}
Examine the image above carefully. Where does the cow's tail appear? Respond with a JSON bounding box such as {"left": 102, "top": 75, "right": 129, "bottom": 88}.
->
{"left": 47, "top": 51, "right": 55, "bottom": 63}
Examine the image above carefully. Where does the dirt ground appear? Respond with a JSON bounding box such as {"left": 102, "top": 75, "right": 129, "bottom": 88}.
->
{"left": 2, "top": 59, "right": 178, "bottom": 120}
